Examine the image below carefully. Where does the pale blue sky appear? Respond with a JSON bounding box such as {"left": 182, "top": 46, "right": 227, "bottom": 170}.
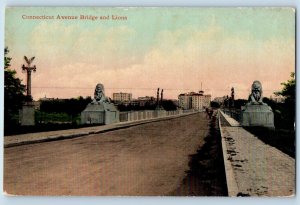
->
{"left": 5, "top": 7, "right": 295, "bottom": 100}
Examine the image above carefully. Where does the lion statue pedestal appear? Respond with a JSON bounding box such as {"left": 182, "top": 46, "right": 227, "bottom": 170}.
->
{"left": 241, "top": 104, "right": 274, "bottom": 128}
{"left": 20, "top": 102, "right": 35, "bottom": 126}
{"left": 81, "top": 83, "right": 119, "bottom": 125}
{"left": 241, "top": 81, "right": 274, "bottom": 128}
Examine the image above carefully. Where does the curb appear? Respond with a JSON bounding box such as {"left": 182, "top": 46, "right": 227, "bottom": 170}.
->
{"left": 218, "top": 110, "right": 239, "bottom": 197}
{"left": 5, "top": 112, "right": 200, "bottom": 148}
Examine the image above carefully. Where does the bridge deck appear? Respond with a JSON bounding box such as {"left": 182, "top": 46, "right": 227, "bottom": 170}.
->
{"left": 4, "top": 112, "right": 198, "bottom": 148}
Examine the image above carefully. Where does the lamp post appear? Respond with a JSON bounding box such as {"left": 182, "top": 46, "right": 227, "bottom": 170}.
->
{"left": 156, "top": 88, "right": 160, "bottom": 107}
{"left": 20, "top": 56, "right": 37, "bottom": 126}
{"left": 160, "top": 89, "right": 163, "bottom": 107}
{"left": 22, "top": 56, "right": 36, "bottom": 99}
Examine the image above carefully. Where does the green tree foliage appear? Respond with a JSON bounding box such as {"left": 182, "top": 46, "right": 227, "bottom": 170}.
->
{"left": 234, "top": 99, "right": 248, "bottom": 109}
{"left": 263, "top": 97, "right": 284, "bottom": 129}
{"left": 4, "top": 47, "right": 11, "bottom": 69}
{"left": 210, "top": 101, "right": 220, "bottom": 108}
{"left": 274, "top": 72, "right": 295, "bottom": 101}
{"left": 4, "top": 47, "right": 26, "bottom": 124}
{"left": 272, "top": 72, "right": 295, "bottom": 130}
{"left": 39, "top": 96, "right": 92, "bottom": 123}
{"left": 161, "top": 100, "right": 177, "bottom": 111}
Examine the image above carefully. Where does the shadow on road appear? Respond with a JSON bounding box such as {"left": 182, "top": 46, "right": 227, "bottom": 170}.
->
{"left": 169, "top": 112, "right": 228, "bottom": 196}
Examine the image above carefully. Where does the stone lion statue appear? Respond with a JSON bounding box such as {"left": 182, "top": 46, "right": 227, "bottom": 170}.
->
{"left": 92, "top": 83, "right": 110, "bottom": 104}
{"left": 248, "top": 80, "right": 264, "bottom": 105}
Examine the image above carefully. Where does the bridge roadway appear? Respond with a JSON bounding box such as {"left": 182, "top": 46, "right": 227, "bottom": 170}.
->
{"left": 4, "top": 112, "right": 211, "bottom": 196}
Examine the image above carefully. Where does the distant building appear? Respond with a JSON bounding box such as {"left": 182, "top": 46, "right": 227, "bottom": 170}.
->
{"left": 270, "top": 96, "right": 285, "bottom": 103}
{"left": 39, "top": 96, "right": 55, "bottom": 101}
{"left": 35, "top": 96, "right": 63, "bottom": 110}
{"left": 128, "top": 99, "right": 140, "bottom": 106}
{"left": 137, "top": 96, "right": 156, "bottom": 106}
{"left": 178, "top": 91, "right": 211, "bottom": 110}
{"left": 137, "top": 96, "right": 155, "bottom": 101}
{"left": 192, "top": 93, "right": 211, "bottom": 110}
{"left": 113, "top": 92, "right": 132, "bottom": 103}
{"left": 178, "top": 93, "right": 192, "bottom": 109}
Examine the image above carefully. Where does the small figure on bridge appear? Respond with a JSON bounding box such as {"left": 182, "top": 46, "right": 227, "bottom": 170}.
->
{"left": 206, "top": 108, "right": 213, "bottom": 119}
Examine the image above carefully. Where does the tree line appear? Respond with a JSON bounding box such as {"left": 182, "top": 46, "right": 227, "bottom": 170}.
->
{"left": 39, "top": 97, "right": 92, "bottom": 117}
{"left": 116, "top": 100, "right": 177, "bottom": 112}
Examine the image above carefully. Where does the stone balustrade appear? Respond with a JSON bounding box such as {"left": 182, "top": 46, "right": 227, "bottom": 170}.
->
{"left": 119, "top": 109, "right": 197, "bottom": 122}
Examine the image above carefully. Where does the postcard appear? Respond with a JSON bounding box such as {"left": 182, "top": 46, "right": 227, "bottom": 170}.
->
{"left": 4, "top": 7, "right": 295, "bottom": 196}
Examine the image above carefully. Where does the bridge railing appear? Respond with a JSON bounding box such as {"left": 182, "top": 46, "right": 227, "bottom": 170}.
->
{"left": 119, "top": 109, "right": 199, "bottom": 122}
{"left": 222, "top": 108, "right": 241, "bottom": 122}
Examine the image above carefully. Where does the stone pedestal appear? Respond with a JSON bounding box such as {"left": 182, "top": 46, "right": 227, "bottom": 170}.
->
{"left": 81, "top": 103, "right": 119, "bottom": 125}
{"left": 20, "top": 104, "right": 35, "bottom": 126}
{"left": 241, "top": 104, "right": 274, "bottom": 128}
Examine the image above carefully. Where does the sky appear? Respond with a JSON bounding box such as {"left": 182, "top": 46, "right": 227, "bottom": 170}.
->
{"left": 5, "top": 7, "right": 295, "bottom": 100}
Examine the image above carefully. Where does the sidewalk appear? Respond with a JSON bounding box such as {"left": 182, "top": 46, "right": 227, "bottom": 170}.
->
{"left": 4, "top": 112, "right": 199, "bottom": 148}
{"left": 219, "top": 110, "right": 295, "bottom": 197}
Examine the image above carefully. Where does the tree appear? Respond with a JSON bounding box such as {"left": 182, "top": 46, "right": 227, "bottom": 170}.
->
{"left": 210, "top": 101, "right": 220, "bottom": 108}
{"left": 4, "top": 47, "right": 26, "bottom": 125}
{"left": 233, "top": 99, "right": 248, "bottom": 109}
{"left": 273, "top": 72, "right": 295, "bottom": 130}
{"left": 161, "top": 100, "right": 177, "bottom": 111}
{"left": 39, "top": 96, "right": 92, "bottom": 123}
{"left": 274, "top": 72, "right": 295, "bottom": 101}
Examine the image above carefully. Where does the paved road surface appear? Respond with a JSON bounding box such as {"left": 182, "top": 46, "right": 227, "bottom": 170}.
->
{"left": 4, "top": 113, "right": 210, "bottom": 196}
